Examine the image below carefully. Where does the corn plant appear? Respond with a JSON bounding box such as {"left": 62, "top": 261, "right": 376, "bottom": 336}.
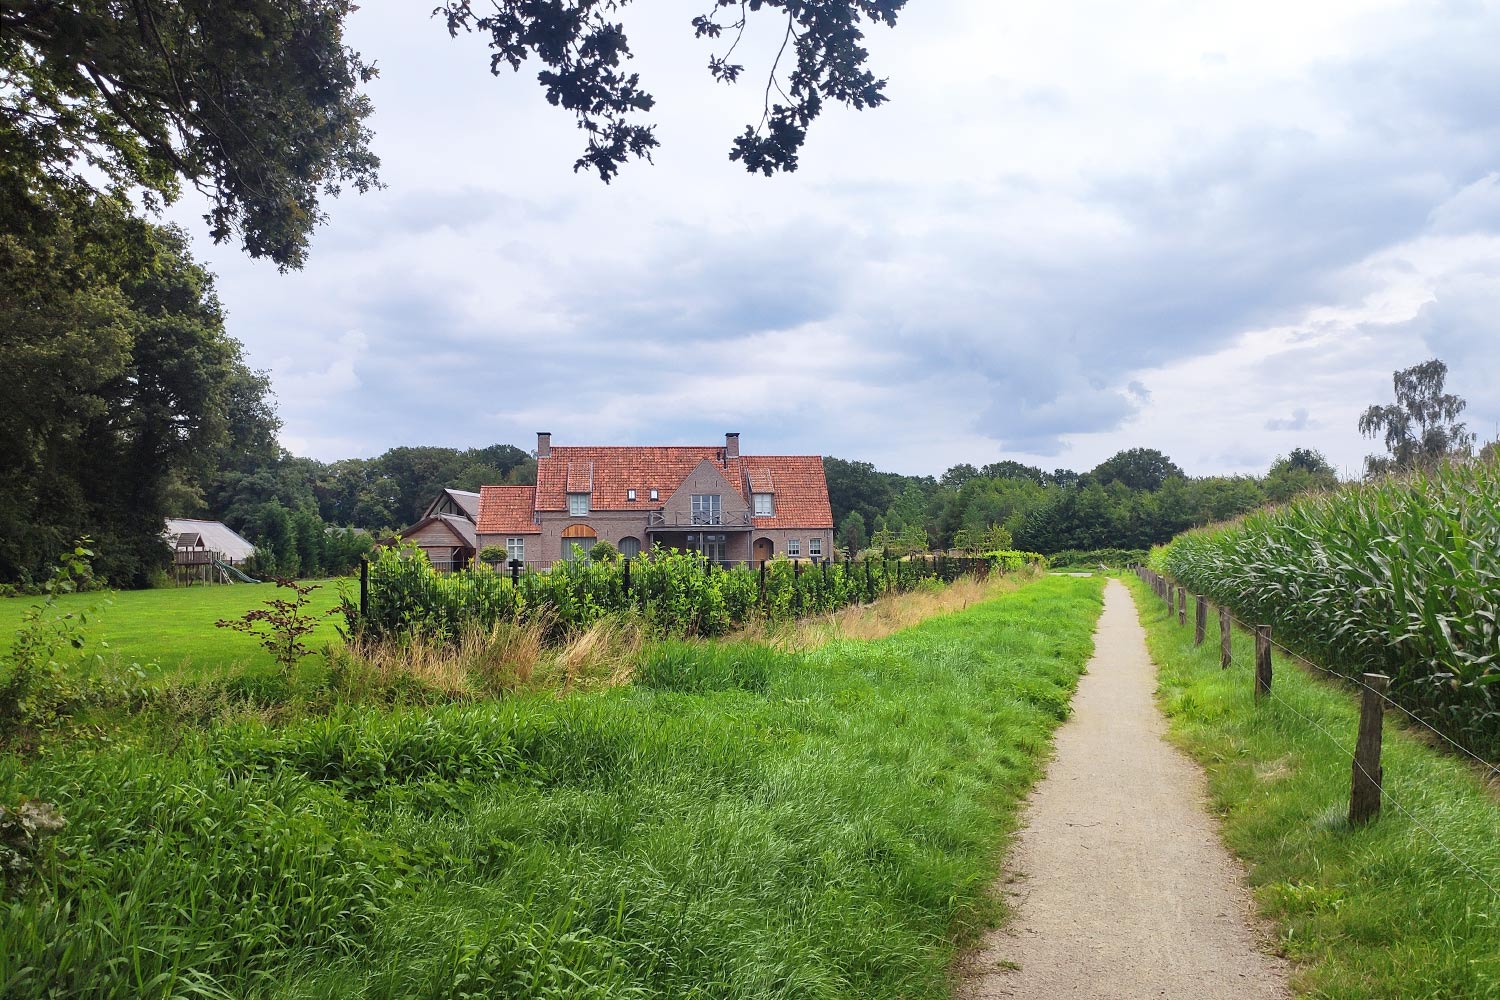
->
{"left": 1160, "top": 458, "right": 1500, "bottom": 757}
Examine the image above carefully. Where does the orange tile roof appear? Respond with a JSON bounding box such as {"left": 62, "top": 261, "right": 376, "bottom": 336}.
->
{"left": 536, "top": 446, "right": 745, "bottom": 510}
{"left": 742, "top": 456, "right": 833, "bottom": 528}
{"left": 529, "top": 445, "right": 832, "bottom": 529}
{"left": 476, "top": 485, "right": 540, "bottom": 534}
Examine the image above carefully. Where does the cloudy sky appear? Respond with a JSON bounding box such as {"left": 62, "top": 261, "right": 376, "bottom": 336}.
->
{"left": 167, "top": 0, "right": 1500, "bottom": 478}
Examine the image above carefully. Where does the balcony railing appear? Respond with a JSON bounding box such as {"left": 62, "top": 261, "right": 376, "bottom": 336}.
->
{"left": 647, "top": 510, "right": 753, "bottom": 529}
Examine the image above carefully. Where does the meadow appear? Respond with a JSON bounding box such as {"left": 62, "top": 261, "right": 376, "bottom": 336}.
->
{"left": 0, "top": 580, "right": 349, "bottom": 682}
{"left": 1128, "top": 574, "right": 1500, "bottom": 999}
{"left": 0, "top": 574, "right": 1104, "bottom": 998}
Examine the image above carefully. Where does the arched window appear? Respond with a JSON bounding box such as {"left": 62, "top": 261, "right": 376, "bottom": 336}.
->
{"left": 619, "top": 536, "right": 641, "bottom": 559}
{"left": 560, "top": 523, "right": 597, "bottom": 561}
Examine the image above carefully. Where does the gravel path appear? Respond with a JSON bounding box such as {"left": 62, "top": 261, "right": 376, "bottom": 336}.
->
{"left": 959, "top": 579, "right": 1291, "bottom": 999}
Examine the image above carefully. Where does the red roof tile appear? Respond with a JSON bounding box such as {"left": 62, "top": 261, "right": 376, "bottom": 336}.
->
{"left": 528, "top": 444, "right": 832, "bottom": 529}
{"left": 742, "top": 456, "right": 833, "bottom": 528}
{"left": 477, "top": 486, "right": 540, "bottom": 534}
{"left": 536, "top": 446, "right": 746, "bottom": 511}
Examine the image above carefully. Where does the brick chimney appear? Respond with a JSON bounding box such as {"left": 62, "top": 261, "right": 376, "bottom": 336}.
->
{"left": 725, "top": 432, "right": 740, "bottom": 459}
{"left": 536, "top": 431, "right": 552, "bottom": 458}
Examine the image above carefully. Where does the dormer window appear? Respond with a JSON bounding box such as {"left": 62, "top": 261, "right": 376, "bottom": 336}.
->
{"left": 627, "top": 489, "right": 636, "bottom": 501}
{"left": 568, "top": 493, "right": 590, "bottom": 516}
{"left": 753, "top": 493, "right": 774, "bottom": 516}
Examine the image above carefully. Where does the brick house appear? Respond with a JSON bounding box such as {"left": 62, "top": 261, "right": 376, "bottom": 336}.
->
{"left": 475, "top": 433, "right": 834, "bottom": 568}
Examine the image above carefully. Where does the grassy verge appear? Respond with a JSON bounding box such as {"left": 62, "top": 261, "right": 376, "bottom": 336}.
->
{"left": 0, "top": 580, "right": 349, "bottom": 682}
{"left": 1124, "top": 574, "right": 1500, "bottom": 999}
{"left": 2, "top": 574, "right": 1103, "bottom": 999}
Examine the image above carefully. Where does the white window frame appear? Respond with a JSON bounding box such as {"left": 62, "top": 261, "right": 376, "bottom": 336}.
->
{"left": 787, "top": 538, "right": 801, "bottom": 557}
{"left": 506, "top": 537, "right": 525, "bottom": 562}
{"left": 568, "top": 493, "right": 590, "bottom": 516}
{"left": 753, "top": 493, "right": 774, "bottom": 516}
{"left": 627, "top": 489, "right": 636, "bottom": 501}
{"left": 691, "top": 494, "right": 722, "bottom": 525}
{"left": 809, "top": 537, "right": 822, "bottom": 558}
{"left": 649, "top": 488, "right": 659, "bottom": 501}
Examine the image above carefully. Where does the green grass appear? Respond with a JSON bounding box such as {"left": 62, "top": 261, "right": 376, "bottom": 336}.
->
{"left": 0, "top": 580, "right": 350, "bottom": 682}
{"left": 0, "top": 574, "right": 1103, "bottom": 999}
{"left": 1125, "top": 573, "right": 1500, "bottom": 999}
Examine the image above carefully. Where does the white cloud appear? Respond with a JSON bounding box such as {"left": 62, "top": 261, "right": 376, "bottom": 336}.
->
{"left": 165, "top": 0, "right": 1500, "bottom": 475}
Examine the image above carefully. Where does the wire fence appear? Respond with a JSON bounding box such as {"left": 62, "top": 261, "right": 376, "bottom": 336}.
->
{"left": 1136, "top": 566, "right": 1500, "bottom": 905}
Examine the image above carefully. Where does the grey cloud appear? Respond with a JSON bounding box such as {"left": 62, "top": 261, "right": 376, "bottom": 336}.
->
{"left": 1265, "top": 407, "right": 1313, "bottom": 431}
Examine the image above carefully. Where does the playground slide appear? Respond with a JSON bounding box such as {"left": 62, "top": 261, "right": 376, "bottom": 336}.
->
{"left": 212, "top": 558, "right": 263, "bottom": 584}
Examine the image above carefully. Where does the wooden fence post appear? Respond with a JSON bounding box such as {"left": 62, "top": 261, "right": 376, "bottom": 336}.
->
{"left": 1349, "top": 673, "right": 1391, "bottom": 826}
{"left": 1166, "top": 582, "right": 1174, "bottom": 609}
{"left": 1219, "top": 607, "right": 1232, "bottom": 669}
{"left": 1177, "top": 587, "right": 1187, "bottom": 626}
{"left": 1194, "top": 595, "right": 1207, "bottom": 646}
{"left": 1254, "top": 625, "right": 1273, "bottom": 703}
{"left": 622, "top": 557, "right": 631, "bottom": 598}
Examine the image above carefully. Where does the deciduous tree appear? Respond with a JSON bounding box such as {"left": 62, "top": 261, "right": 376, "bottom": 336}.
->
{"left": 1358, "top": 359, "right": 1474, "bottom": 477}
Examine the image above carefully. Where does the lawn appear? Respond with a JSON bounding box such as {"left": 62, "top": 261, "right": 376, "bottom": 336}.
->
{"left": 1126, "top": 573, "right": 1500, "bottom": 999}
{"left": 1, "top": 574, "right": 1104, "bottom": 999}
{"left": 0, "top": 579, "right": 351, "bottom": 682}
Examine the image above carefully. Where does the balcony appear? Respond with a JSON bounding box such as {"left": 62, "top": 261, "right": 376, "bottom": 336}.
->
{"left": 647, "top": 510, "right": 753, "bottom": 529}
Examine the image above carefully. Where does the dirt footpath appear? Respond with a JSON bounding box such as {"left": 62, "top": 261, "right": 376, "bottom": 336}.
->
{"left": 960, "top": 579, "right": 1290, "bottom": 1000}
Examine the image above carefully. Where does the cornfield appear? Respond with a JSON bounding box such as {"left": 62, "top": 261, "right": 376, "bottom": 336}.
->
{"left": 1157, "top": 458, "right": 1500, "bottom": 759}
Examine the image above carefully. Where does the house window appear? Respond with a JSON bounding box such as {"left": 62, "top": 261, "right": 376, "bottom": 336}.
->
{"left": 506, "top": 537, "right": 525, "bottom": 562}
{"left": 627, "top": 489, "right": 636, "bottom": 501}
{"left": 568, "top": 493, "right": 590, "bottom": 516}
{"left": 649, "top": 488, "right": 659, "bottom": 501}
{"left": 620, "top": 536, "right": 641, "bottom": 559}
{"left": 809, "top": 537, "right": 822, "bottom": 558}
{"left": 691, "top": 494, "right": 722, "bottom": 525}
{"left": 787, "top": 538, "right": 801, "bottom": 557}
{"left": 753, "top": 493, "right": 774, "bottom": 516}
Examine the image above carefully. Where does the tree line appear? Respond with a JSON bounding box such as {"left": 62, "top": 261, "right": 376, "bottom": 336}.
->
{"left": 825, "top": 447, "right": 1340, "bottom": 558}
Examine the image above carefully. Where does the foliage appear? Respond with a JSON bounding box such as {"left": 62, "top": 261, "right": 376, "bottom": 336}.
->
{"left": 1359, "top": 358, "right": 1474, "bottom": 478}
{"left": 437, "top": 0, "right": 905, "bottom": 181}
{"left": 0, "top": 575, "right": 1102, "bottom": 997}
{"left": 478, "top": 545, "right": 508, "bottom": 565}
{"left": 0, "top": 541, "right": 107, "bottom": 735}
{"left": 1046, "top": 547, "right": 1148, "bottom": 569}
{"left": 0, "top": 799, "right": 66, "bottom": 897}
{"left": 2, "top": 0, "right": 380, "bottom": 270}
{"left": 351, "top": 542, "right": 1006, "bottom": 645}
{"left": 0, "top": 191, "right": 279, "bottom": 587}
{"left": 1090, "top": 447, "right": 1184, "bottom": 492}
{"left": 1264, "top": 447, "right": 1338, "bottom": 502}
{"left": 215, "top": 579, "right": 334, "bottom": 676}
{"left": 1130, "top": 574, "right": 1500, "bottom": 999}
{"left": 1159, "top": 459, "right": 1500, "bottom": 758}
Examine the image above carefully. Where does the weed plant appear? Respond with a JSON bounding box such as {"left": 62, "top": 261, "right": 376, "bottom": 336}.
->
{"left": 1127, "top": 574, "right": 1500, "bottom": 999}
{"left": 0, "top": 575, "right": 1102, "bottom": 999}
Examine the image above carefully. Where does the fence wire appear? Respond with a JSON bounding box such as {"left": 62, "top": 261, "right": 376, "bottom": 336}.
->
{"left": 1137, "top": 568, "right": 1500, "bottom": 903}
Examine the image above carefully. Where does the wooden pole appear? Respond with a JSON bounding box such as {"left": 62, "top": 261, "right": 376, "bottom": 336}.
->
{"left": 1194, "top": 595, "right": 1207, "bottom": 646}
{"left": 1254, "top": 625, "right": 1273, "bottom": 703}
{"left": 1219, "top": 607, "right": 1232, "bottom": 669}
{"left": 1349, "top": 673, "right": 1391, "bottom": 826}
{"left": 1177, "top": 587, "right": 1187, "bottom": 626}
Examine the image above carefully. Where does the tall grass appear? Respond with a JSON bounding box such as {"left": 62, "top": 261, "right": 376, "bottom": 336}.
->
{"left": 1157, "top": 459, "right": 1500, "bottom": 759}
{"left": 1127, "top": 573, "right": 1500, "bottom": 999}
{"left": 0, "top": 575, "right": 1102, "bottom": 999}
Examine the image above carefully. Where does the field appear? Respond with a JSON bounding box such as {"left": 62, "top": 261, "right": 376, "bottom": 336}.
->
{"left": 0, "top": 574, "right": 1104, "bottom": 998}
{"left": 0, "top": 580, "right": 350, "bottom": 682}
{"left": 1127, "top": 574, "right": 1500, "bottom": 998}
